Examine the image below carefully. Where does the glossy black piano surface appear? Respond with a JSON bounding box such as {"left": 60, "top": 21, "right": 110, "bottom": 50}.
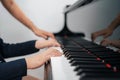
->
{"left": 45, "top": 30, "right": 120, "bottom": 80}
{"left": 55, "top": 36, "right": 120, "bottom": 80}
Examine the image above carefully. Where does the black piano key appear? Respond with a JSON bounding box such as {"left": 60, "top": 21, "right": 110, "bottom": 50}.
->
{"left": 92, "top": 51, "right": 120, "bottom": 56}
{"left": 98, "top": 56, "right": 120, "bottom": 59}
{"left": 105, "top": 59, "right": 120, "bottom": 63}
{"left": 101, "top": 57, "right": 120, "bottom": 61}
{"left": 77, "top": 68, "right": 114, "bottom": 75}
{"left": 56, "top": 36, "right": 120, "bottom": 80}
{"left": 82, "top": 45, "right": 103, "bottom": 49}
{"left": 107, "top": 62, "right": 120, "bottom": 67}
{"left": 88, "top": 48, "right": 112, "bottom": 52}
{"left": 65, "top": 52, "right": 92, "bottom": 57}
{"left": 66, "top": 48, "right": 85, "bottom": 52}
{"left": 69, "top": 58, "right": 98, "bottom": 63}
{"left": 65, "top": 52, "right": 94, "bottom": 56}
{"left": 79, "top": 71, "right": 120, "bottom": 79}
{"left": 93, "top": 53, "right": 120, "bottom": 57}
{"left": 71, "top": 60, "right": 103, "bottom": 66}
{"left": 64, "top": 44, "right": 79, "bottom": 47}
{"left": 74, "top": 64, "right": 107, "bottom": 71}
{"left": 67, "top": 55, "right": 96, "bottom": 60}
{"left": 64, "top": 46, "right": 83, "bottom": 49}
{"left": 93, "top": 52, "right": 120, "bottom": 58}
{"left": 64, "top": 46, "right": 82, "bottom": 49}
{"left": 79, "top": 73, "right": 120, "bottom": 80}
{"left": 103, "top": 58, "right": 120, "bottom": 66}
{"left": 69, "top": 37, "right": 87, "bottom": 42}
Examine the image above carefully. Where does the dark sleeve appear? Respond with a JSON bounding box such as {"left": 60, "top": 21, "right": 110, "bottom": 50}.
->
{"left": 0, "top": 59, "right": 27, "bottom": 80}
{"left": 2, "top": 40, "right": 39, "bottom": 58}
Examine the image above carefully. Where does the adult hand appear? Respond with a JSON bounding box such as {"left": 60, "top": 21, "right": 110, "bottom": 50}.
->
{"left": 35, "top": 38, "right": 61, "bottom": 49}
{"left": 1, "top": 0, "right": 55, "bottom": 40}
{"left": 100, "top": 39, "right": 112, "bottom": 47}
{"left": 25, "top": 47, "right": 62, "bottom": 69}
{"left": 91, "top": 28, "right": 113, "bottom": 42}
{"left": 33, "top": 28, "right": 55, "bottom": 39}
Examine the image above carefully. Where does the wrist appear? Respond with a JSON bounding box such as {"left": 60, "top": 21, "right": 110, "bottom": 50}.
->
{"left": 41, "top": 52, "right": 50, "bottom": 61}
{"left": 25, "top": 58, "right": 31, "bottom": 69}
{"left": 35, "top": 40, "right": 40, "bottom": 49}
{"left": 32, "top": 27, "right": 39, "bottom": 35}
{"left": 35, "top": 40, "right": 48, "bottom": 49}
{"left": 25, "top": 53, "right": 49, "bottom": 69}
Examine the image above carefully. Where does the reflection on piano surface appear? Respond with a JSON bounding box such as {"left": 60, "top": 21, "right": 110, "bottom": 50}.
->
{"left": 45, "top": 36, "right": 120, "bottom": 80}
{"left": 53, "top": 36, "right": 120, "bottom": 80}
{"left": 44, "top": 0, "right": 120, "bottom": 80}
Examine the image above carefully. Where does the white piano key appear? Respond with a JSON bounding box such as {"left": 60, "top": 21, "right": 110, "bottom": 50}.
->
{"left": 51, "top": 55, "right": 80, "bottom": 80}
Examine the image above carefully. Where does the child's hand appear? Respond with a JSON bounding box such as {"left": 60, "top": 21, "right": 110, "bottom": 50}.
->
{"left": 35, "top": 39, "right": 60, "bottom": 49}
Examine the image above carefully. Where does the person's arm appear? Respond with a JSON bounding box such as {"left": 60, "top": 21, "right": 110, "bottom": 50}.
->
{"left": 108, "top": 13, "right": 120, "bottom": 31}
{"left": 0, "top": 47, "right": 62, "bottom": 80}
{"left": 0, "top": 59, "right": 27, "bottom": 80}
{"left": 25, "top": 47, "right": 62, "bottom": 69}
{"left": 91, "top": 13, "right": 120, "bottom": 41}
{"left": 2, "top": 40, "right": 39, "bottom": 58}
{"left": 1, "top": 38, "right": 60, "bottom": 58}
{"left": 1, "top": 0, "right": 55, "bottom": 39}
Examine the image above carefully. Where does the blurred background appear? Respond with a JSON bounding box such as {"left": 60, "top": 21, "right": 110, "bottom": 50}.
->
{"left": 0, "top": 0, "right": 120, "bottom": 80}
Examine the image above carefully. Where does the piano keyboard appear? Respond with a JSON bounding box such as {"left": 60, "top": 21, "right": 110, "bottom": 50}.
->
{"left": 50, "top": 36, "right": 120, "bottom": 80}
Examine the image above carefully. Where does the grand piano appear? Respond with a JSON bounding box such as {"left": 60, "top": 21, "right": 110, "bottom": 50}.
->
{"left": 44, "top": 0, "right": 120, "bottom": 80}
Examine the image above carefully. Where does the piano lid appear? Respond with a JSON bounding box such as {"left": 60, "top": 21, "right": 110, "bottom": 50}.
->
{"left": 64, "top": 0, "right": 94, "bottom": 13}
{"left": 54, "top": 0, "right": 94, "bottom": 37}
{"left": 54, "top": 0, "right": 97, "bottom": 37}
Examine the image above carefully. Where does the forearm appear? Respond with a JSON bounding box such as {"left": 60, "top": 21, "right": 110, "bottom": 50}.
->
{"left": 1, "top": 0, "right": 38, "bottom": 32}
{"left": 25, "top": 48, "right": 62, "bottom": 69}
{"left": 2, "top": 40, "right": 39, "bottom": 58}
{"left": 108, "top": 13, "right": 120, "bottom": 30}
{"left": 25, "top": 53, "right": 49, "bottom": 69}
{"left": 0, "top": 59, "right": 27, "bottom": 79}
